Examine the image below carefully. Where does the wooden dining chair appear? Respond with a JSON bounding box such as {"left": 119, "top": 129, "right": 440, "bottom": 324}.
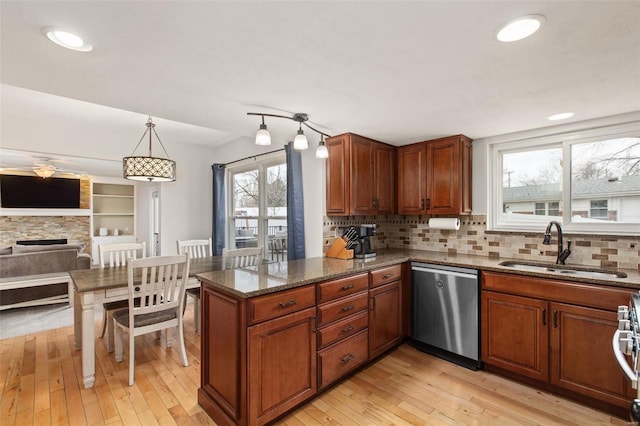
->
{"left": 222, "top": 247, "right": 263, "bottom": 270}
{"left": 98, "top": 242, "right": 146, "bottom": 352}
{"left": 113, "top": 253, "right": 190, "bottom": 386}
{"left": 176, "top": 238, "right": 212, "bottom": 334}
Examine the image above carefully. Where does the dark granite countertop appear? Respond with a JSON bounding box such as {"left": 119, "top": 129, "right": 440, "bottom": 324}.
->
{"left": 196, "top": 248, "right": 640, "bottom": 298}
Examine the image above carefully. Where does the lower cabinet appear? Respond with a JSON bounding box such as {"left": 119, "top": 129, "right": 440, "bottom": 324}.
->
{"left": 482, "top": 271, "right": 634, "bottom": 409}
{"left": 369, "top": 280, "right": 403, "bottom": 359}
{"left": 198, "top": 264, "right": 406, "bottom": 426}
{"left": 318, "top": 330, "right": 368, "bottom": 388}
{"left": 550, "top": 302, "right": 631, "bottom": 406}
{"left": 248, "top": 307, "right": 317, "bottom": 425}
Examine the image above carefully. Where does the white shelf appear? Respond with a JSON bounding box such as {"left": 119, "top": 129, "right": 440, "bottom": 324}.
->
{"left": 93, "top": 194, "right": 134, "bottom": 199}
{"left": 91, "top": 180, "right": 136, "bottom": 247}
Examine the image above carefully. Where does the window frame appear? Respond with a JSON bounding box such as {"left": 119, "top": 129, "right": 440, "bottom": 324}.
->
{"left": 488, "top": 121, "right": 640, "bottom": 235}
{"left": 226, "top": 153, "right": 287, "bottom": 250}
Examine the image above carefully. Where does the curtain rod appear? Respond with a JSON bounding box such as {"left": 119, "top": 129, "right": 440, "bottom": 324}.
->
{"left": 221, "top": 147, "right": 286, "bottom": 167}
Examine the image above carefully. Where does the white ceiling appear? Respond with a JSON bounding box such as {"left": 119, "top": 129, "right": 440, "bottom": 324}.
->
{"left": 1, "top": 0, "right": 639, "bottom": 153}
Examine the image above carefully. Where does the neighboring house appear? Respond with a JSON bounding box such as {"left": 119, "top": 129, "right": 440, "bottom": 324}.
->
{"left": 503, "top": 175, "right": 640, "bottom": 222}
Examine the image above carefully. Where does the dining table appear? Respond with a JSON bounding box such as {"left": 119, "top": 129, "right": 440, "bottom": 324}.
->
{"left": 69, "top": 256, "right": 223, "bottom": 389}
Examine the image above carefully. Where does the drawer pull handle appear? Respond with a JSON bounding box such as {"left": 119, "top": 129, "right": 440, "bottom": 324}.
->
{"left": 383, "top": 273, "right": 394, "bottom": 279}
{"left": 341, "top": 284, "right": 355, "bottom": 290}
{"left": 278, "top": 299, "right": 297, "bottom": 308}
{"left": 340, "top": 305, "right": 354, "bottom": 313}
{"left": 542, "top": 309, "right": 546, "bottom": 326}
{"left": 341, "top": 325, "right": 355, "bottom": 334}
{"left": 340, "top": 354, "right": 355, "bottom": 364}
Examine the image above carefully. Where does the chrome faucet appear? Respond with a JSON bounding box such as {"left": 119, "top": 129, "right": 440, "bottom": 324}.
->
{"left": 543, "top": 221, "right": 572, "bottom": 264}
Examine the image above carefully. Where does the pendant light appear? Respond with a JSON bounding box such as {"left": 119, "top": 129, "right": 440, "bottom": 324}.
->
{"left": 293, "top": 122, "right": 308, "bottom": 150}
{"left": 255, "top": 115, "right": 271, "bottom": 145}
{"left": 123, "top": 116, "right": 176, "bottom": 182}
{"left": 315, "top": 135, "right": 329, "bottom": 159}
{"left": 247, "top": 112, "right": 330, "bottom": 158}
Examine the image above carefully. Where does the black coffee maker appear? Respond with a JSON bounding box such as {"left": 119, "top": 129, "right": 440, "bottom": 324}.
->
{"left": 354, "top": 224, "right": 376, "bottom": 259}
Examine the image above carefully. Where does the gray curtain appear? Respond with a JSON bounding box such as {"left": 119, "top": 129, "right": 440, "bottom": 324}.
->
{"left": 285, "top": 143, "right": 305, "bottom": 260}
{"left": 212, "top": 163, "right": 226, "bottom": 256}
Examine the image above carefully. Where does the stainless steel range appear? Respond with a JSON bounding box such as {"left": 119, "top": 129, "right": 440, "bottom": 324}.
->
{"left": 614, "top": 293, "right": 640, "bottom": 422}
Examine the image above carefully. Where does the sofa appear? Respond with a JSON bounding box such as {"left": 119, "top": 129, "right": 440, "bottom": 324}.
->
{"left": 0, "top": 243, "right": 91, "bottom": 310}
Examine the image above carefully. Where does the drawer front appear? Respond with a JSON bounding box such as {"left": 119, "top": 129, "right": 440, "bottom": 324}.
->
{"left": 317, "top": 311, "right": 368, "bottom": 349}
{"left": 318, "top": 330, "right": 368, "bottom": 389}
{"left": 317, "top": 273, "right": 369, "bottom": 304}
{"left": 317, "top": 291, "right": 368, "bottom": 326}
{"left": 370, "top": 264, "right": 402, "bottom": 288}
{"left": 248, "top": 285, "right": 316, "bottom": 325}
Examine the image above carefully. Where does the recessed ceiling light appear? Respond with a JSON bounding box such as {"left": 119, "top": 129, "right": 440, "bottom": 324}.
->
{"left": 496, "top": 15, "right": 545, "bottom": 42}
{"left": 547, "top": 112, "right": 575, "bottom": 121}
{"left": 42, "top": 27, "right": 93, "bottom": 52}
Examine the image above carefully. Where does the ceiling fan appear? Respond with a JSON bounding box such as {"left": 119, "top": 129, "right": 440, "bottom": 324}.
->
{"left": 0, "top": 157, "right": 88, "bottom": 179}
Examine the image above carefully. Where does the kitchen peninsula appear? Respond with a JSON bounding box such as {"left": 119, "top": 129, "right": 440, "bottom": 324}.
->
{"left": 195, "top": 249, "right": 640, "bottom": 425}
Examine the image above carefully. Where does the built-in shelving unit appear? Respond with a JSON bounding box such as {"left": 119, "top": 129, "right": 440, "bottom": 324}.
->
{"left": 91, "top": 179, "right": 136, "bottom": 264}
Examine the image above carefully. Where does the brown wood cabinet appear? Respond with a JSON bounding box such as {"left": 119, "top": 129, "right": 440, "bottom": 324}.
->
{"left": 199, "top": 285, "right": 317, "bottom": 426}
{"left": 397, "top": 134, "right": 472, "bottom": 215}
{"left": 326, "top": 133, "right": 396, "bottom": 215}
{"left": 316, "top": 272, "right": 369, "bottom": 389}
{"left": 368, "top": 264, "right": 403, "bottom": 359}
{"left": 369, "top": 280, "right": 402, "bottom": 359}
{"left": 481, "top": 271, "right": 634, "bottom": 409}
{"left": 248, "top": 307, "right": 317, "bottom": 425}
{"left": 199, "top": 264, "right": 407, "bottom": 425}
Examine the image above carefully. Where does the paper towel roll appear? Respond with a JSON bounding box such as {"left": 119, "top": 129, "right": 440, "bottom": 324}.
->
{"left": 428, "top": 217, "right": 460, "bottom": 230}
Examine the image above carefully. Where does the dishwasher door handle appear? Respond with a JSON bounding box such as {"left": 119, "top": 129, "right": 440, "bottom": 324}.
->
{"left": 411, "top": 266, "right": 477, "bottom": 280}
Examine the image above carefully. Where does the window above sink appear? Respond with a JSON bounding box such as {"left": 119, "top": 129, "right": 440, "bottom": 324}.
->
{"left": 488, "top": 120, "right": 640, "bottom": 236}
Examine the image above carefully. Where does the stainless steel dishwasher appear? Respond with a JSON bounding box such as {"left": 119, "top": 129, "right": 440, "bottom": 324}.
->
{"left": 411, "top": 262, "right": 481, "bottom": 370}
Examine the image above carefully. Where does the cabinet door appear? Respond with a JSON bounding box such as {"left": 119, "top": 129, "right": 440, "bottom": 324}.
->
{"left": 481, "top": 291, "right": 549, "bottom": 382}
{"left": 248, "top": 307, "right": 317, "bottom": 425}
{"left": 369, "top": 281, "right": 402, "bottom": 359}
{"left": 426, "top": 136, "right": 461, "bottom": 214}
{"left": 373, "top": 142, "right": 396, "bottom": 214}
{"left": 550, "top": 302, "right": 632, "bottom": 407}
{"left": 350, "top": 135, "right": 375, "bottom": 215}
{"left": 397, "top": 143, "right": 427, "bottom": 215}
{"left": 326, "top": 134, "right": 350, "bottom": 215}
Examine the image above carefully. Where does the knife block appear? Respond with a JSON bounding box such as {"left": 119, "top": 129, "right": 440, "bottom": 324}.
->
{"left": 326, "top": 238, "right": 354, "bottom": 260}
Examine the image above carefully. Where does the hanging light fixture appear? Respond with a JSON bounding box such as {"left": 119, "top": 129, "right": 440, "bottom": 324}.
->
{"left": 34, "top": 164, "right": 56, "bottom": 178}
{"left": 247, "top": 112, "right": 330, "bottom": 158}
{"left": 315, "top": 135, "right": 329, "bottom": 159}
{"left": 255, "top": 115, "right": 271, "bottom": 145}
{"left": 293, "top": 122, "right": 308, "bottom": 150}
{"left": 123, "top": 116, "right": 176, "bottom": 182}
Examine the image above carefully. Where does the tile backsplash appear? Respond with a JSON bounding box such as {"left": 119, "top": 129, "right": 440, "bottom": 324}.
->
{"left": 324, "top": 214, "right": 640, "bottom": 272}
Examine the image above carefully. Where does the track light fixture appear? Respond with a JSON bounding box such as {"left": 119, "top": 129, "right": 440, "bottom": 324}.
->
{"left": 247, "top": 112, "right": 331, "bottom": 157}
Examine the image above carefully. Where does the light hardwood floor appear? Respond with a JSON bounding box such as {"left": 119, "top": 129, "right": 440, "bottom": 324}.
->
{"left": 0, "top": 305, "right": 630, "bottom": 425}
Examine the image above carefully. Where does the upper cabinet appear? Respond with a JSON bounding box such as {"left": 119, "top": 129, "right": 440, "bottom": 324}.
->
{"left": 398, "top": 134, "right": 472, "bottom": 215}
{"left": 326, "top": 133, "right": 396, "bottom": 216}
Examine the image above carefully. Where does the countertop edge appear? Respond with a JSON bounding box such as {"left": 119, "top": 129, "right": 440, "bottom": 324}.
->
{"left": 197, "top": 250, "right": 640, "bottom": 299}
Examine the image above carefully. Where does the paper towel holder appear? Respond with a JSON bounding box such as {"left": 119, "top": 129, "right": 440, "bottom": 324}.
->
{"left": 428, "top": 217, "right": 461, "bottom": 231}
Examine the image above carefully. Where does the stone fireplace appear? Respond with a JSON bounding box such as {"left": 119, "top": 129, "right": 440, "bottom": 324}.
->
{"left": 0, "top": 216, "right": 91, "bottom": 254}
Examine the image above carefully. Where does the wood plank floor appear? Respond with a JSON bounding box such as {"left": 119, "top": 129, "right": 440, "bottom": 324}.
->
{"left": 0, "top": 304, "right": 630, "bottom": 425}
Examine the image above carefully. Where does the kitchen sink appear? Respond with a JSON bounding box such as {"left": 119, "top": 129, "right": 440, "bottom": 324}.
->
{"left": 498, "top": 260, "right": 628, "bottom": 279}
